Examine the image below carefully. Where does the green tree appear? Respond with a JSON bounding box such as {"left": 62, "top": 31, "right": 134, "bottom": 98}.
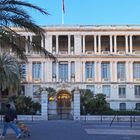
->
{"left": 80, "top": 89, "right": 110, "bottom": 115}
{"left": 94, "top": 94, "right": 110, "bottom": 114}
{"left": 37, "top": 87, "right": 56, "bottom": 100}
{"left": 0, "top": 53, "right": 20, "bottom": 98}
{"left": 80, "top": 89, "right": 94, "bottom": 115}
{"left": 0, "top": 0, "right": 55, "bottom": 61}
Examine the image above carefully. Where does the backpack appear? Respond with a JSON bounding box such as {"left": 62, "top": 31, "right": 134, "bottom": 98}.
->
{"left": 4, "top": 114, "right": 11, "bottom": 122}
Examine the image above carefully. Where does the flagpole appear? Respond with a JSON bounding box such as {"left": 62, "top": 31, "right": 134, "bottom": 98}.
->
{"left": 62, "top": 0, "right": 65, "bottom": 25}
{"left": 62, "top": 7, "right": 64, "bottom": 24}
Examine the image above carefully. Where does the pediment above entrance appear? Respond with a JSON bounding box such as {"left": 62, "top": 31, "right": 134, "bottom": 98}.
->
{"left": 56, "top": 81, "right": 71, "bottom": 89}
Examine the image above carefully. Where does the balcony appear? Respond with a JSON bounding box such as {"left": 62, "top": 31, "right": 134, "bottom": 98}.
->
{"left": 134, "top": 78, "right": 140, "bottom": 82}
{"left": 85, "top": 51, "right": 94, "bottom": 55}
{"left": 117, "top": 51, "right": 125, "bottom": 55}
{"left": 86, "top": 78, "right": 93, "bottom": 82}
{"left": 102, "top": 51, "right": 110, "bottom": 55}
{"left": 102, "top": 78, "right": 109, "bottom": 82}
{"left": 33, "top": 78, "right": 41, "bottom": 83}
{"left": 59, "top": 51, "right": 68, "bottom": 55}
{"left": 118, "top": 78, "right": 125, "bottom": 82}
{"left": 133, "top": 51, "right": 140, "bottom": 55}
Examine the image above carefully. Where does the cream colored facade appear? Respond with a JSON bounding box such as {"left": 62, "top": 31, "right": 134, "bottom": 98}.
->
{"left": 17, "top": 25, "right": 140, "bottom": 110}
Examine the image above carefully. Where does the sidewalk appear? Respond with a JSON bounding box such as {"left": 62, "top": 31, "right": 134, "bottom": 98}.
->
{"left": 0, "top": 120, "right": 140, "bottom": 140}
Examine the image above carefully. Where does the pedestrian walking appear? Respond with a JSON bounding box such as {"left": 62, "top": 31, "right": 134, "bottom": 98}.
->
{"left": 0, "top": 104, "right": 21, "bottom": 139}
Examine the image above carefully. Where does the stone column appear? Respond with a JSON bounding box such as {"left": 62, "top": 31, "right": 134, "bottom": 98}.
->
{"left": 98, "top": 61, "right": 101, "bottom": 82}
{"left": 98, "top": 35, "right": 101, "bottom": 53}
{"left": 113, "top": 61, "right": 117, "bottom": 82}
{"left": 41, "top": 62, "right": 44, "bottom": 82}
{"left": 129, "top": 61, "right": 133, "bottom": 82}
{"left": 28, "top": 61, "right": 32, "bottom": 82}
{"left": 83, "top": 61, "right": 86, "bottom": 82}
{"left": 94, "top": 61, "right": 98, "bottom": 81}
{"left": 44, "top": 62, "right": 48, "bottom": 82}
{"left": 110, "top": 61, "right": 114, "bottom": 82}
{"left": 29, "top": 35, "right": 33, "bottom": 54}
{"left": 68, "top": 61, "right": 71, "bottom": 82}
{"left": 83, "top": 35, "right": 85, "bottom": 54}
{"left": 56, "top": 61, "right": 59, "bottom": 82}
{"left": 94, "top": 35, "right": 97, "bottom": 54}
{"left": 125, "top": 35, "right": 128, "bottom": 54}
{"left": 126, "top": 61, "right": 129, "bottom": 82}
{"left": 130, "top": 35, "right": 133, "bottom": 53}
{"left": 25, "top": 36, "right": 28, "bottom": 54}
{"left": 68, "top": 35, "right": 71, "bottom": 54}
{"left": 56, "top": 35, "right": 59, "bottom": 54}
{"left": 41, "top": 91, "right": 48, "bottom": 120}
{"left": 73, "top": 88, "right": 80, "bottom": 120}
{"left": 114, "top": 35, "right": 117, "bottom": 53}
{"left": 110, "top": 35, "right": 113, "bottom": 53}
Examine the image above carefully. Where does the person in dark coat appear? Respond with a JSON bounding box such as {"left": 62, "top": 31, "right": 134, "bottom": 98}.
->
{"left": 0, "top": 104, "right": 21, "bottom": 139}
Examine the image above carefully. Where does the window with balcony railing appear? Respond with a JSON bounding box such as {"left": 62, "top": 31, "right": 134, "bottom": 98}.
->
{"left": 101, "top": 62, "right": 110, "bottom": 80}
{"left": 20, "top": 63, "right": 26, "bottom": 82}
{"left": 32, "top": 62, "right": 41, "bottom": 81}
{"left": 117, "top": 62, "right": 125, "bottom": 80}
{"left": 59, "top": 62, "right": 68, "bottom": 81}
{"left": 133, "top": 62, "right": 140, "bottom": 79}
{"left": 85, "top": 62, "right": 94, "bottom": 81}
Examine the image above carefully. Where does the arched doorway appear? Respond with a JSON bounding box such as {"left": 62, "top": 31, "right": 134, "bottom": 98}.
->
{"left": 57, "top": 90, "right": 72, "bottom": 119}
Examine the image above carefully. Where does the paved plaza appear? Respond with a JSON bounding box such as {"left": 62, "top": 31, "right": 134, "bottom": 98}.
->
{"left": 0, "top": 120, "right": 140, "bottom": 140}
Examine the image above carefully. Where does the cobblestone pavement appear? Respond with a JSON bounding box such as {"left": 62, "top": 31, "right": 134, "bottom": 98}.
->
{"left": 0, "top": 120, "right": 140, "bottom": 140}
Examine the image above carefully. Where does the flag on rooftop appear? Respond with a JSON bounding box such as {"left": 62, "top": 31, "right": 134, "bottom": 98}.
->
{"left": 62, "top": 0, "right": 65, "bottom": 14}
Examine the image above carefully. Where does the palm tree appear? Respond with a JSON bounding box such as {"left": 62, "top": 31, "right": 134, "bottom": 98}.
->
{"left": 0, "top": 0, "right": 55, "bottom": 61}
{"left": 0, "top": 53, "right": 20, "bottom": 100}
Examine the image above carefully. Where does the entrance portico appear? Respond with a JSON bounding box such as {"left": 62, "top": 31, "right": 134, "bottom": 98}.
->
{"left": 41, "top": 84, "right": 80, "bottom": 120}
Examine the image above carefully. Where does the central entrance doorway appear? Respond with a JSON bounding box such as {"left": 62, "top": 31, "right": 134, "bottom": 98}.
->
{"left": 57, "top": 90, "right": 72, "bottom": 120}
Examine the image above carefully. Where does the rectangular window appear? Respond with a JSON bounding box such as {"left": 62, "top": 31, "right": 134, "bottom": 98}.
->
{"left": 102, "top": 85, "right": 110, "bottom": 98}
{"left": 119, "top": 85, "right": 126, "bottom": 98}
{"left": 59, "top": 62, "right": 68, "bottom": 81}
{"left": 52, "top": 61, "right": 56, "bottom": 78}
{"left": 32, "top": 62, "right": 41, "bottom": 80}
{"left": 20, "top": 63, "right": 26, "bottom": 81}
{"left": 86, "top": 85, "right": 95, "bottom": 95}
{"left": 85, "top": 62, "right": 94, "bottom": 79}
{"left": 135, "top": 85, "right": 140, "bottom": 98}
{"left": 117, "top": 62, "right": 125, "bottom": 80}
{"left": 133, "top": 62, "right": 140, "bottom": 79}
{"left": 33, "top": 85, "right": 41, "bottom": 99}
{"left": 18, "top": 85, "right": 25, "bottom": 96}
{"left": 71, "top": 61, "right": 75, "bottom": 78}
{"left": 101, "top": 62, "right": 110, "bottom": 79}
{"left": 120, "top": 103, "right": 126, "bottom": 111}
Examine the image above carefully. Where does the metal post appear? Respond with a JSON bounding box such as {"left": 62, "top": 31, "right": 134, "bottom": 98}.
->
{"left": 130, "top": 115, "right": 132, "bottom": 128}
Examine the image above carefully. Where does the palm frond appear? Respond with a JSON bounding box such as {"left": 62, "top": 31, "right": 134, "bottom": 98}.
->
{"left": 1, "top": 0, "right": 49, "bottom": 15}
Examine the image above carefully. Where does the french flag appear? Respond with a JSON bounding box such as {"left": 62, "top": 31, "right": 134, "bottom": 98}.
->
{"left": 62, "top": 0, "right": 65, "bottom": 14}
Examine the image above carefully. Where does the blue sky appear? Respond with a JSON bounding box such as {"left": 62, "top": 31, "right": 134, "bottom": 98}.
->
{"left": 28, "top": 0, "right": 140, "bottom": 25}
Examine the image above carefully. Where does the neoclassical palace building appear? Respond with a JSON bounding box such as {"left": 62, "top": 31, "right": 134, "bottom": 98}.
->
{"left": 13, "top": 25, "right": 140, "bottom": 114}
